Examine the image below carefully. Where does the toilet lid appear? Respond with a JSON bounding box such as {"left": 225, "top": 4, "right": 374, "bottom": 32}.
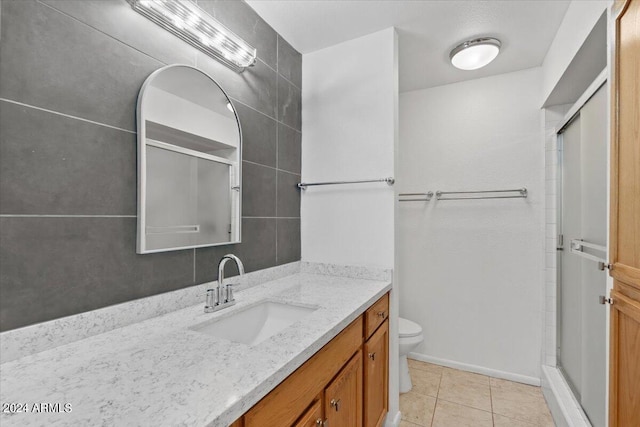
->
{"left": 399, "top": 317, "right": 422, "bottom": 338}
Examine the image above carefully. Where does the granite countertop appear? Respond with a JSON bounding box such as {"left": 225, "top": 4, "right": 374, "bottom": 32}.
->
{"left": 0, "top": 273, "right": 391, "bottom": 427}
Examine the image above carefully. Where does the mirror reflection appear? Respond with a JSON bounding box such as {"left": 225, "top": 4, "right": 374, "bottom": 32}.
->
{"left": 137, "top": 65, "right": 241, "bottom": 253}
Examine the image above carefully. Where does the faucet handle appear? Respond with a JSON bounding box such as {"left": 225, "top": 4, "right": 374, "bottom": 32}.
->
{"left": 225, "top": 283, "right": 235, "bottom": 303}
{"left": 204, "top": 288, "right": 217, "bottom": 312}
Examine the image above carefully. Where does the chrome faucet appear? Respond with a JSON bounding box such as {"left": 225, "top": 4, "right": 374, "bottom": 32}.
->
{"left": 205, "top": 254, "right": 245, "bottom": 313}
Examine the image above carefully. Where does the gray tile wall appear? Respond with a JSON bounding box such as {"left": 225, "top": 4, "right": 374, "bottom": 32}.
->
{"left": 0, "top": 0, "right": 302, "bottom": 332}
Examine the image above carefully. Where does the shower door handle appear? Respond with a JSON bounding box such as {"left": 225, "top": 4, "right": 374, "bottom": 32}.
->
{"left": 569, "top": 239, "right": 609, "bottom": 270}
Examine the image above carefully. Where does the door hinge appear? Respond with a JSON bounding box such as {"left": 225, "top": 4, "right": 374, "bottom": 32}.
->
{"left": 557, "top": 234, "right": 564, "bottom": 250}
{"left": 599, "top": 295, "right": 614, "bottom": 305}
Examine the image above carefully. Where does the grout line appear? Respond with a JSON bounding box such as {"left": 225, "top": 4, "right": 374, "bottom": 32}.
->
{"left": 0, "top": 98, "right": 136, "bottom": 134}
{"left": 242, "top": 159, "right": 300, "bottom": 177}
{"left": 275, "top": 215, "right": 278, "bottom": 264}
{"left": 275, "top": 72, "right": 279, "bottom": 212}
{"left": 274, "top": 35, "right": 301, "bottom": 91}
{"left": 37, "top": 1, "right": 303, "bottom": 124}
{"left": 256, "top": 56, "right": 273, "bottom": 73}
{"left": 409, "top": 362, "right": 547, "bottom": 427}
{"left": 41, "top": 0, "right": 300, "bottom": 130}
{"left": 41, "top": 0, "right": 299, "bottom": 94}
{"left": 490, "top": 383, "right": 495, "bottom": 426}
{"left": 275, "top": 61, "right": 280, "bottom": 125}
{"left": 414, "top": 364, "right": 495, "bottom": 424}
{"left": 432, "top": 397, "right": 494, "bottom": 415}
{"left": 277, "top": 168, "right": 301, "bottom": 177}
{"left": 243, "top": 216, "right": 299, "bottom": 219}
{"left": 0, "top": 214, "right": 136, "bottom": 218}
{"left": 275, "top": 99, "right": 279, "bottom": 263}
{"left": 245, "top": 54, "right": 293, "bottom": 91}
{"left": 257, "top": 39, "right": 301, "bottom": 91}
{"left": 430, "top": 372, "right": 441, "bottom": 426}
{"left": 37, "top": 1, "right": 167, "bottom": 67}
{"left": 192, "top": 248, "right": 196, "bottom": 284}
{"left": 274, "top": 63, "right": 301, "bottom": 91}
{"left": 430, "top": 399, "right": 436, "bottom": 427}
{"left": 278, "top": 70, "right": 301, "bottom": 92}
{"left": 229, "top": 96, "right": 301, "bottom": 134}
{"left": 225, "top": 52, "right": 300, "bottom": 91}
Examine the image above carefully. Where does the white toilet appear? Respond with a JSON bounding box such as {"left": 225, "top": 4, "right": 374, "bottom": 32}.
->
{"left": 398, "top": 317, "right": 424, "bottom": 393}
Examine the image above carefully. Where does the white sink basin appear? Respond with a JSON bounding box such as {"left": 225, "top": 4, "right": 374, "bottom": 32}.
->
{"left": 191, "top": 300, "right": 317, "bottom": 346}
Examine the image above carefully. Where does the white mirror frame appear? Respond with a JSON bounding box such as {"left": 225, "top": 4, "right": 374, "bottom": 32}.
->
{"left": 136, "top": 64, "right": 242, "bottom": 254}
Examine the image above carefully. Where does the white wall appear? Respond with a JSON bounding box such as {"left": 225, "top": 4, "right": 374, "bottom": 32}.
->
{"left": 301, "top": 28, "right": 396, "bottom": 269}
{"left": 398, "top": 68, "right": 545, "bottom": 383}
{"left": 301, "top": 27, "right": 400, "bottom": 426}
{"left": 541, "top": 0, "right": 610, "bottom": 105}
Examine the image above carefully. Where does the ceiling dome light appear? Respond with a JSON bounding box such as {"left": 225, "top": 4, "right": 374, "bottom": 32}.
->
{"left": 450, "top": 38, "right": 501, "bottom": 70}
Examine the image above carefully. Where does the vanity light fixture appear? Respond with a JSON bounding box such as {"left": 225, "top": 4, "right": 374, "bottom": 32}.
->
{"left": 449, "top": 37, "right": 501, "bottom": 70}
{"left": 128, "top": 0, "right": 257, "bottom": 72}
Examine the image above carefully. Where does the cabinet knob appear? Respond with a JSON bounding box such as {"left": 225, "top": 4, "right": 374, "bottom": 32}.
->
{"left": 315, "top": 418, "right": 323, "bottom": 426}
{"left": 330, "top": 398, "right": 341, "bottom": 411}
{"left": 377, "top": 311, "right": 386, "bottom": 319}
{"left": 368, "top": 352, "right": 376, "bottom": 361}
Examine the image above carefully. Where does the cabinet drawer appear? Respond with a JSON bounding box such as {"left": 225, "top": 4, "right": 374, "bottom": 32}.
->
{"left": 293, "top": 398, "right": 323, "bottom": 427}
{"left": 244, "top": 316, "right": 363, "bottom": 427}
{"left": 365, "top": 293, "right": 389, "bottom": 339}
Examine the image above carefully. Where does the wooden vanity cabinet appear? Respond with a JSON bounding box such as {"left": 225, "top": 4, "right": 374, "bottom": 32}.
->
{"left": 239, "top": 293, "right": 389, "bottom": 427}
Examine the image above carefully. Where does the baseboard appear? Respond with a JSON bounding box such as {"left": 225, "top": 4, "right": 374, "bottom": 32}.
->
{"left": 541, "top": 365, "right": 591, "bottom": 427}
{"left": 408, "top": 352, "right": 541, "bottom": 386}
{"left": 384, "top": 410, "right": 401, "bottom": 427}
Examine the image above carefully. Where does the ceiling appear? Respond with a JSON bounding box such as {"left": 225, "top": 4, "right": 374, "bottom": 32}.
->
{"left": 246, "top": 0, "right": 571, "bottom": 92}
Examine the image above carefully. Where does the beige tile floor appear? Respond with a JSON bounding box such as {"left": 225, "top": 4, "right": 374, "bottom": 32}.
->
{"left": 400, "top": 359, "right": 555, "bottom": 427}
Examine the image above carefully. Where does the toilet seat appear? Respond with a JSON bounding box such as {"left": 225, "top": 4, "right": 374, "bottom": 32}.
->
{"left": 399, "top": 317, "right": 422, "bottom": 338}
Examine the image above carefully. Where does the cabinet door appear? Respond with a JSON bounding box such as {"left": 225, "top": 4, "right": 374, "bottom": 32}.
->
{"left": 324, "top": 350, "right": 363, "bottom": 427}
{"left": 364, "top": 320, "right": 388, "bottom": 427}
{"left": 610, "top": 0, "right": 640, "bottom": 425}
{"left": 610, "top": 288, "right": 640, "bottom": 426}
{"left": 293, "top": 399, "right": 324, "bottom": 427}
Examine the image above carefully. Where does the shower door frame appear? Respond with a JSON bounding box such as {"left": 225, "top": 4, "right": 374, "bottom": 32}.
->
{"left": 554, "top": 69, "right": 610, "bottom": 427}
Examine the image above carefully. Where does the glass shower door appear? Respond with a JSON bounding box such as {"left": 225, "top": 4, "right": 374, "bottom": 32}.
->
{"left": 557, "top": 84, "right": 607, "bottom": 427}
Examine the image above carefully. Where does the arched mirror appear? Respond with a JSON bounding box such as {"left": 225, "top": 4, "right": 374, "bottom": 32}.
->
{"left": 136, "top": 65, "right": 241, "bottom": 253}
